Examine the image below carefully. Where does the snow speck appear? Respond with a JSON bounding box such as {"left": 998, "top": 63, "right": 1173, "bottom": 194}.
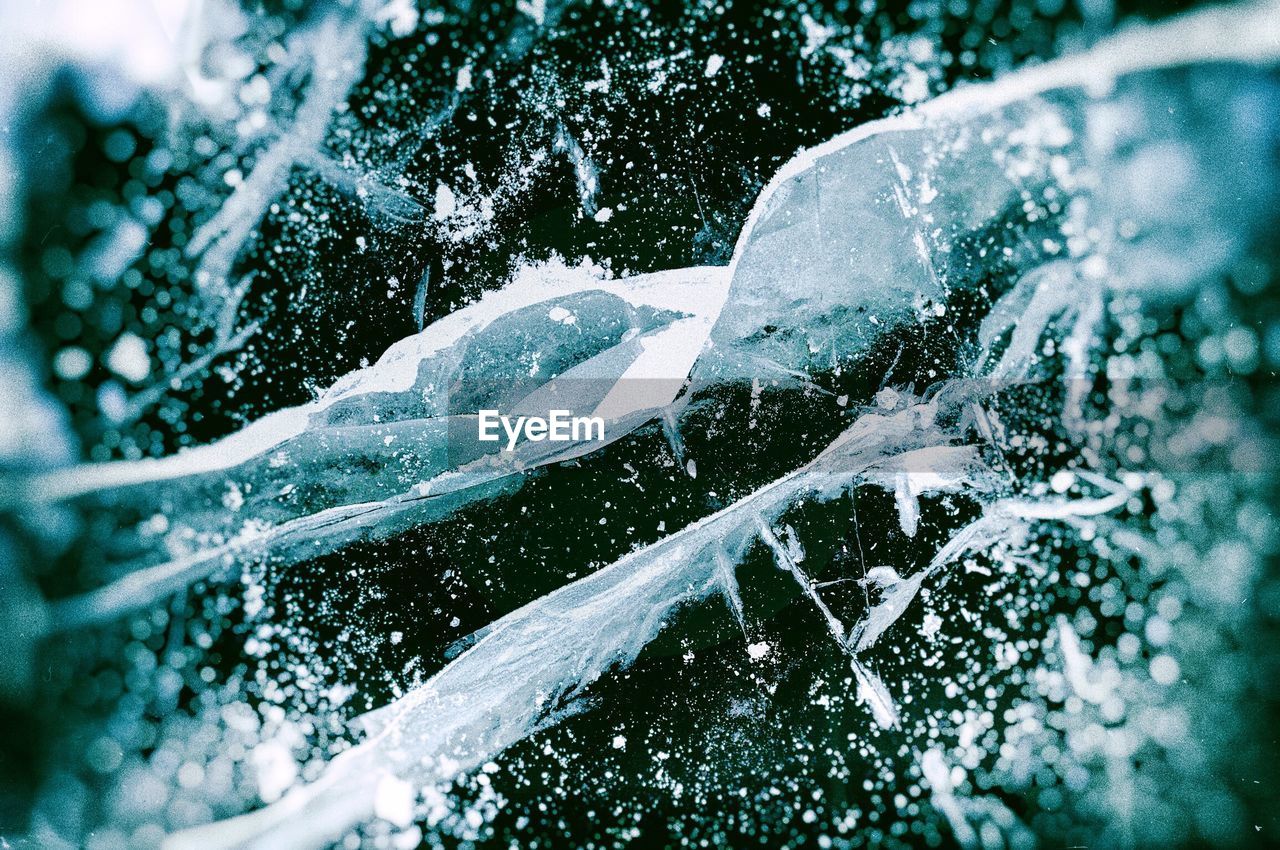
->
{"left": 1050, "top": 470, "right": 1076, "bottom": 493}
{"left": 747, "top": 641, "right": 771, "bottom": 661}
{"left": 250, "top": 741, "right": 298, "bottom": 803}
{"left": 375, "top": 0, "right": 419, "bottom": 37}
{"left": 54, "top": 346, "right": 92, "bottom": 380}
{"left": 516, "top": 0, "right": 546, "bottom": 25}
{"left": 1150, "top": 654, "right": 1180, "bottom": 685}
{"left": 612, "top": 735, "right": 627, "bottom": 750}
{"left": 593, "top": 207, "right": 614, "bottom": 223}
{"left": 222, "top": 482, "right": 245, "bottom": 512}
{"left": 105, "top": 332, "right": 149, "bottom": 382}
{"left": 96, "top": 382, "right": 126, "bottom": 422}
{"left": 374, "top": 774, "right": 416, "bottom": 827}
{"left": 895, "top": 64, "right": 931, "bottom": 104}
{"left": 547, "top": 306, "right": 577, "bottom": 325}
{"left": 434, "top": 183, "right": 457, "bottom": 219}
{"left": 704, "top": 55, "right": 724, "bottom": 78}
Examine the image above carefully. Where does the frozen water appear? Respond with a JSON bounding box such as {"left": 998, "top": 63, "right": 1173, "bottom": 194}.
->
{"left": 3, "top": 1, "right": 1280, "bottom": 848}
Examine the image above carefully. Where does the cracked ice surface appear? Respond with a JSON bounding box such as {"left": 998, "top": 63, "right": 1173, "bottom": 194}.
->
{"left": 2, "top": 1, "right": 1280, "bottom": 849}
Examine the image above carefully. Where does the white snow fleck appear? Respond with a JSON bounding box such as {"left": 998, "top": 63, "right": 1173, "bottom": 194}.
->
{"left": 434, "top": 183, "right": 457, "bottom": 219}
{"left": 250, "top": 741, "right": 298, "bottom": 804}
{"left": 105, "top": 332, "right": 149, "bottom": 383}
{"left": 516, "top": 0, "right": 546, "bottom": 26}
{"left": 895, "top": 64, "right": 930, "bottom": 103}
{"left": 1150, "top": 654, "right": 1180, "bottom": 684}
{"left": 95, "top": 382, "right": 126, "bottom": 423}
{"left": 54, "top": 346, "right": 92, "bottom": 380}
{"left": 1050, "top": 470, "right": 1076, "bottom": 493}
{"left": 585, "top": 59, "right": 612, "bottom": 93}
{"left": 375, "top": 0, "right": 419, "bottom": 38}
{"left": 374, "top": 774, "right": 415, "bottom": 827}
